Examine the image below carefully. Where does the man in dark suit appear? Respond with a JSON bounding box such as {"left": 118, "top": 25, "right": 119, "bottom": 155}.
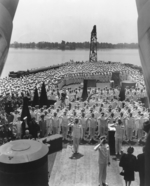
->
{"left": 0, "top": 125, "right": 6, "bottom": 140}
{"left": 137, "top": 146, "right": 145, "bottom": 186}
{"left": 29, "top": 117, "right": 40, "bottom": 139}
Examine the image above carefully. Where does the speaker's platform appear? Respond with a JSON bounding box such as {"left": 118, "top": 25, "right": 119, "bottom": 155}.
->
{"left": 39, "top": 134, "right": 62, "bottom": 154}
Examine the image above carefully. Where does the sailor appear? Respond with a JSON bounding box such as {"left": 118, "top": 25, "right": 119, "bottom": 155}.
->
{"left": 61, "top": 112, "right": 69, "bottom": 141}
{"left": 51, "top": 112, "right": 60, "bottom": 134}
{"left": 35, "top": 105, "right": 40, "bottom": 124}
{"left": 114, "top": 119, "right": 124, "bottom": 156}
{"left": 97, "top": 112, "right": 108, "bottom": 137}
{"left": 126, "top": 113, "right": 135, "bottom": 142}
{"left": 13, "top": 116, "right": 22, "bottom": 139}
{"left": 10, "top": 110, "right": 19, "bottom": 123}
{"left": 30, "top": 107, "right": 36, "bottom": 119}
{"left": 87, "top": 113, "right": 97, "bottom": 142}
{"left": 138, "top": 113, "right": 145, "bottom": 143}
{"left": 120, "top": 112, "right": 127, "bottom": 141}
{"left": 79, "top": 112, "right": 87, "bottom": 141}
{"left": 44, "top": 111, "right": 50, "bottom": 136}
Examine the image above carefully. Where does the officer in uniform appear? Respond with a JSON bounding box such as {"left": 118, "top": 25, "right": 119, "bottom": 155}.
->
{"left": 61, "top": 112, "right": 69, "bottom": 141}
{"left": 51, "top": 112, "right": 60, "bottom": 134}
{"left": 79, "top": 112, "right": 87, "bottom": 141}
{"left": 94, "top": 136, "right": 110, "bottom": 186}
{"left": 114, "top": 119, "right": 124, "bottom": 156}
{"left": 72, "top": 118, "right": 82, "bottom": 154}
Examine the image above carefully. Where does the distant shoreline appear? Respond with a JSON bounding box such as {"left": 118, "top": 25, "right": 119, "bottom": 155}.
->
{"left": 10, "top": 41, "right": 138, "bottom": 50}
{"left": 9, "top": 47, "right": 139, "bottom": 50}
{"left": 3, "top": 48, "right": 141, "bottom": 78}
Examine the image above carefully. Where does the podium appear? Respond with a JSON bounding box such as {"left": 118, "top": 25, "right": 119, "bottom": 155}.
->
{"left": 38, "top": 134, "right": 62, "bottom": 154}
{"left": 110, "top": 80, "right": 114, "bottom": 88}
{"left": 108, "top": 124, "right": 116, "bottom": 155}
{"left": 46, "top": 134, "right": 62, "bottom": 154}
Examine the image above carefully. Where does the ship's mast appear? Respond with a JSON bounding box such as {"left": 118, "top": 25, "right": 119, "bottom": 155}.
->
{"left": 89, "top": 25, "right": 97, "bottom": 62}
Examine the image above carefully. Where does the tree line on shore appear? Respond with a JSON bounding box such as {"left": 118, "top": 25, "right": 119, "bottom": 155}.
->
{"left": 10, "top": 41, "right": 138, "bottom": 50}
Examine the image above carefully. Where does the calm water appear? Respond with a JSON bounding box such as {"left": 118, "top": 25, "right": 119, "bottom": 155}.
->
{"left": 1, "top": 48, "right": 141, "bottom": 78}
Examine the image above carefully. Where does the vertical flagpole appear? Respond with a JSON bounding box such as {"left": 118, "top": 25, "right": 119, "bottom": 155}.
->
{"left": 89, "top": 25, "right": 97, "bottom": 62}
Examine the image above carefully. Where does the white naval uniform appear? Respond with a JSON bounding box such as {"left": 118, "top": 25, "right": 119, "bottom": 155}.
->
{"left": 89, "top": 117, "right": 97, "bottom": 140}
{"left": 72, "top": 124, "right": 82, "bottom": 153}
{"left": 126, "top": 117, "right": 135, "bottom": 141}
{"left": 61, "top": 115, "right": 69, "bottom": 139}
{"left": 52, "top": 116, "right": 59, "bottom": 134}
{"left": 115, "top": 124, "right": 124, "bottom": 154}
{"left": 98, "top": 144, "right": 110, "bottom": 186}
{"left": 80, "top": 117, "right": 87, "bottom": 139}
{"left": 13, "top": 121, "right": 22, "bottom": 138}
{"left": 45, "top": 115, "right": 51, "bottom": 136}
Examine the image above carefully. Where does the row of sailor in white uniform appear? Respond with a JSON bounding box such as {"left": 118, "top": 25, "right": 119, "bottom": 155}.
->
{"left": 25, "top": 98, "right": 149, "bottom": 143}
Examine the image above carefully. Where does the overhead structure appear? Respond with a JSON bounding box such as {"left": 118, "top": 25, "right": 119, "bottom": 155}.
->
{"left": 89, "top": 25, "right": 97, "bottom": 62}
{"left": 0, "top": 0, "right": 19, "bottom": 76}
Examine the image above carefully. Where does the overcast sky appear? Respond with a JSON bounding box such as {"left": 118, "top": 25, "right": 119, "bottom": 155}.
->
{"left": 11, "top": 0, "right": 138, "bottom": 44}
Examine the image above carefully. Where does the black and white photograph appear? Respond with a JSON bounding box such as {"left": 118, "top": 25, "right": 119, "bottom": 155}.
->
{"left": 0, "top": 0, "right": 150, "bottom": 186}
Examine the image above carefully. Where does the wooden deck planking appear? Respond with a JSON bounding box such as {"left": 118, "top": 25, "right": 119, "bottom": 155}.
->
{"left": 107, "top": 156, "right": 124, "bottom": 186}
{"left": 58, "top": 146, "right": 77, "bottom": 186}
{"left": 74, "top": 146, "right": 85, "bottom": 186}
{"left": 75, "top": 146, "right": 93, "bottom": 186}
{"left": 49, "top": 145, "right": 142, "bottom": 186}
{"left": 49, "top": 145, "right": 77, "bottom": 186}
{"left": 84, "top": 146, "right": 92, "bottom": 186}
{"left": 90, "top": 146, "right": 99, "bottom": 186}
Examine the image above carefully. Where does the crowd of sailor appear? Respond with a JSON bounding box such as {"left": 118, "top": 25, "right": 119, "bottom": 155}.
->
{"left": 0, "top": 85, "right": 149, "bottom": 147}
{"left": 0, "top": 61, "right": 144, "bottom": 99}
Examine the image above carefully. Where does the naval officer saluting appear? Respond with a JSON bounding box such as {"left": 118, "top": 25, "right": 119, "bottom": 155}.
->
{"left": 94, "top": 136, "right": 110, "bottom": 186}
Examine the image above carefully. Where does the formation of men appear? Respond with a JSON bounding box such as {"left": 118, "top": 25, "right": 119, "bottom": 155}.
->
{"left": 0, "top": 85, "right": 149, "bottom": 150}
{"left": 0, "top": 61, "right": 145, "bottom": 102}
